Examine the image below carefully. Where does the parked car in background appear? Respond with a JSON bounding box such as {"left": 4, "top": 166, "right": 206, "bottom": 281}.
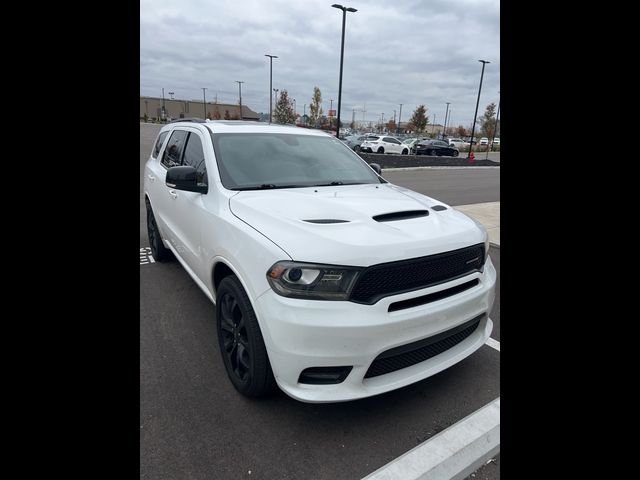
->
{"left": 361, "top": 135, "right": 411, "bottom": 154}
{"left": 447, "top": 138, "right": 469, "bottom": 149}
{"left": 479, "top": 137, "right": 489, "bottom": 146}
{"left": 344, "top": 134, "right": 375, "bottom": 152}
{"left": 415, "top": 140, "right": 460, "bottom": 157}
{"left": 401, "top": 138, "right": 423, "bottom": 154}
{"left": 491, "top": 138, "right": 500, "bottom": 146}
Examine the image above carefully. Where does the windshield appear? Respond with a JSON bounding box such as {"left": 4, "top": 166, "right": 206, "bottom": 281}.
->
{"left": 210, "top": 132, "right": 384, "bottom": 190}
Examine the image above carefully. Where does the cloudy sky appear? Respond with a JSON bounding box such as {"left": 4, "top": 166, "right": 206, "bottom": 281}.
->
{"left": 141, "top": 0, "right": 499, "bottom": 128}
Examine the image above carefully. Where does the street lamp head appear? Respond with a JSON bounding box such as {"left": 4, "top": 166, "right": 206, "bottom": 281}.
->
{"left": 346, "top": 7, "right": 357, "bottom": 12}
{"left": 478, "top": 59, "right": 490, "bottom": 64}
{"left": 332, "top": 4, "right": 344, "bottom": 9}
{"left": 265, "top": 54, "right": 278, "bottom": 59}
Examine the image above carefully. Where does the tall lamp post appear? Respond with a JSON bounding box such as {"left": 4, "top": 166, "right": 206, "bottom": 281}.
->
{"left": 265, "top": 54, "right": 278, "bottom": 124}
{"left": 468, "top": 59, "right": 490, "bottom": 158}
{"left": 161, "top": 88, "right": 166, "bottom": 120}
{"left": 443, "top": 102, "right": 450, "bottom": 138}
{"left": 397, "top": 104, "right": 402, "bottom": 135}
{"left": 235, "top": 80, "right": 244, "bottom": 120}
{"left": 201, "top": 87, "right": 207, "bottom": 119}
{"left": 332, "top": 4, "right": 357, "bottom": 138}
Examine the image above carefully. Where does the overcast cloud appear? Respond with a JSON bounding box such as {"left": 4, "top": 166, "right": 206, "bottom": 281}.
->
{"left": 140, "top": 0, "right": 499, "bottom": 128}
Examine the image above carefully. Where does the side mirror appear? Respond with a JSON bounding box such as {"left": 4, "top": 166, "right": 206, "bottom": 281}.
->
{"left": 370, "top": 163, "right": 382, "bottom": 175}
{"left": 166, "top": 166, "right": 208, "bottom": 193}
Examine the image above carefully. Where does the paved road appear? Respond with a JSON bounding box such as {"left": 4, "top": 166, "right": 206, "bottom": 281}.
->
{"left": 382, "top": 169, "right": 500, "bottom": 207}
{"left": 140, "top": 123, "right": 500, "bottom": 479}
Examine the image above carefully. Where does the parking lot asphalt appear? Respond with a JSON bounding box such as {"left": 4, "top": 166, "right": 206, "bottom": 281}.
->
{"left": 140, "top": 123, "right": 500, "bottom": 479}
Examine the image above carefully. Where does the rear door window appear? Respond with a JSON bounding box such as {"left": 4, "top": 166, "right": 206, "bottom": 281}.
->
{"left": 161, "top": 130, "right": 188, "bottom": 168}
{"left": 152, "top": 131, "right": 169, "bottom": 158}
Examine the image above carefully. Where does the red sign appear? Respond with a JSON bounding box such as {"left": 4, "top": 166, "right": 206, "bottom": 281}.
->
{"left": 328, "top": 109, "right": 336, "bottom": 117}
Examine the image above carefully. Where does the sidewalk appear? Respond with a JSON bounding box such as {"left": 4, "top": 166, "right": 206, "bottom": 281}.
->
{"left": 453, "top": 202, "right": 500, "bottom": 247}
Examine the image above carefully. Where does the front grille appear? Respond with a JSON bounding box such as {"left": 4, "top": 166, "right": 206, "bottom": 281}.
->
{"left": 364, "top": 314, "right": 484, "bottom": 379}
{"left": 350, "top": 244, "right": 484, "bottom": 304}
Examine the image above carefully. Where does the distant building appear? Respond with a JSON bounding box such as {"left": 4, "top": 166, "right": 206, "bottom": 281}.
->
{"left": 140, "top": 96, "right": 260, "bottom": 121}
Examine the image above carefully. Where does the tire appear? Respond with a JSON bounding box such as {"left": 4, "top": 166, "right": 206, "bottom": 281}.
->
{"left": 377, "top": 147, "right": 385, "bottom": 154}
{"left": 146, "top": 200, "right": 171, "bottom": 262}
{"left": 402, "top": 148, "right": 408, "bottom": 155}
{"left": 216, "top": 275, "right": 276, "bottom": 397}
{"left": 430, "top": 150, "right": 437, "bottom": 156}
{"left": 452, "top": 150, "right": 459, "bottom": 157}
{"left": 354, "top": 145, "right": 360, "bottom": 152}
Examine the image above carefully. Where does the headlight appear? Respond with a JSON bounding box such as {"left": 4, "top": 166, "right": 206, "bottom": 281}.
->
{"left": 266, "top": 261, "right": 362, "bottom": 300}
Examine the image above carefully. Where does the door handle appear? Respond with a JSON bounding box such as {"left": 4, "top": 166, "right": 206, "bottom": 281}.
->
{"left": 148, "top": 174, "right": 156, "bottom": 182}
{"left": 168, "top": 190, "right": 178, "bottom": 199}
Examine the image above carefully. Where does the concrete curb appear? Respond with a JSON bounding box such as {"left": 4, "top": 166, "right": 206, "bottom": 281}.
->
{"left": 361, "top": 397, "right": 500, "bottom": 480}
{"left": 489, "top": 242, "right": 500, "bottom": 248}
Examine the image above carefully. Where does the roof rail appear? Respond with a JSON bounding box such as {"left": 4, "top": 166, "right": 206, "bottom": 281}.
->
{"left": 168, "top": 118, "right": 206, "bottom": 124}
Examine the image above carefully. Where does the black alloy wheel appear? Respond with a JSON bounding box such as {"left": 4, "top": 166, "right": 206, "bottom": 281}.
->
{"left": 377, "top": 147, "right": 385, "bottom": 154}
{"left": 402, "top": 148, "right": 408, "bottom": 155}
{"left": 146, "top": 201, "right": 171, "bottom": 261}
{"left": 453, "top": 149, "right": 459, "bottom": 157}
{"left": 216, "top": 275, "right": 276, "bottom": 397}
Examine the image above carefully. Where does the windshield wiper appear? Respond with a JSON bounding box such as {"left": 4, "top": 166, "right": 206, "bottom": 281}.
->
{"left": 312, "top": 181, "right": 365, "bottom": 187}
{"left": 233, "top": 184, "right": 307, "bottom": 191}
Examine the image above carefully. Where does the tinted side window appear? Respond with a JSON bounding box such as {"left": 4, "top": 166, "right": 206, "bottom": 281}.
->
{"left": 161, "top": 130, "right": 188, "bottom": 168}
{"left": 152, "top": 131, "right": 168, "bottom": 158}
{"left": 182, "top": 133, "right": 208, "bottom": 185}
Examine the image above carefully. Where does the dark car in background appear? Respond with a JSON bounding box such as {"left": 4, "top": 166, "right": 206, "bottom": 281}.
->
{"left": 415, "top": 139, "right": 460, "bottom": 157}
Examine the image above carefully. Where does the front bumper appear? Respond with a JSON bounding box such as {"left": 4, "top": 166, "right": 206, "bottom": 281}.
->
{"left": 254, "top": 257, "right": 497, "bottom": 402}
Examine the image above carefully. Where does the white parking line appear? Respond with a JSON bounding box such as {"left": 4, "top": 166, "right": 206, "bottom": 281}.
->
{"left": 140, "top": 247, "right": 155, "bottom": 265}
{"left": 485, "top": 337, "right": 500, "bottom": 351}
{"left": 362, "top": 397, "right": 500, "bottom": 480}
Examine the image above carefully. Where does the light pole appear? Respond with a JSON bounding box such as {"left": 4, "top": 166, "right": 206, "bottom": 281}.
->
{"left": 161, "top": 88, "right": 166, "bottom": 120}
{"left": 303, "top": 104, "right": 306, "bottom": 125}
{"left": 468, "top": 59, "right": 490, "bottom": 158}
{"left": 397, "top": 104, "right": 402, "bottom": 135}
{"left": 332, "top": 4, "right": 357, "bottom": 138}
{"left": 443, "top": 102, "right": 450, "bottom": 138}
{"left": 381, "top": 113, "right": 385, "bottom": 132}
{"left": 432, "top": 114, "right": 436, "bottom": 134}
{"left": 293, "top": 98, "right": 296, "bottom": 122}
{"left": 201, "top": 87, "right": 207, "bottom": 119}
{"left": 265, "top": 54, "right": 278, "bottom": 124}
{"left": 235, "top": 80, "right": 244, "bottom": 120}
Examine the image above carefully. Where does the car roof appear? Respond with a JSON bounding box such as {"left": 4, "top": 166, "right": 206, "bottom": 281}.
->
{"left": 162, "top": 120, "right": 334, "bottom": 137}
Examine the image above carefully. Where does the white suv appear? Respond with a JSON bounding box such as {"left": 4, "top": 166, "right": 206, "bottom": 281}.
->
{"left": 144, "top": 120, "right": 496, "bottom": 403}
{"left": 360, "top": 135, "right": 410, "bottom": 154}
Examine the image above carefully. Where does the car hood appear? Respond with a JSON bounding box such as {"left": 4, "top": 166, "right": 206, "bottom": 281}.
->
{"left": 229, "top": 183, "right": 484, "bottom": 266}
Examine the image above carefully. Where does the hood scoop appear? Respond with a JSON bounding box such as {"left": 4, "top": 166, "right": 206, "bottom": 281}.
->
{"left": 373, "top": 210, "right": 429, "bottom": 222}
{"left": 303, "top": 219, "right": 350, "bottom": 224}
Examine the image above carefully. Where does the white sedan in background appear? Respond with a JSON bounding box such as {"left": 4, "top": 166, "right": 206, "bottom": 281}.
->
{"left": 360, "top": 135, "right": 411, "bottom": 154}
